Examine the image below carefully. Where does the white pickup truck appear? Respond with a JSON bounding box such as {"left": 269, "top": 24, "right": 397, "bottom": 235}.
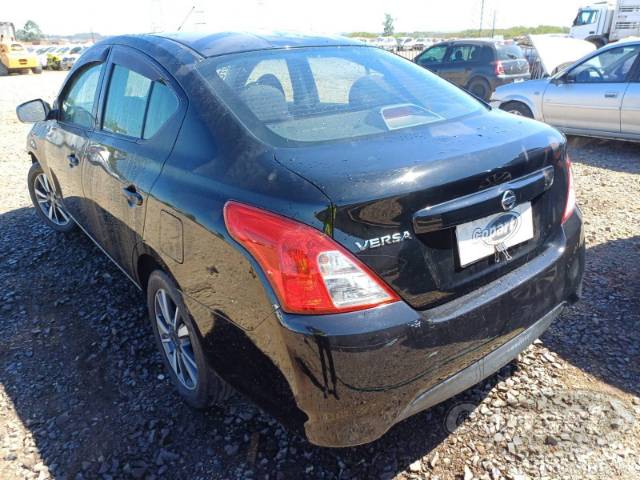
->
{"left": 570, "top": 0, "right": 640, "bottom": 47}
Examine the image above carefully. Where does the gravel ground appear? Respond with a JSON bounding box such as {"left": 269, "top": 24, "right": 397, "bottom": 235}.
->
{"left": 1, "top": 72, "right": 639, "bottom": 480}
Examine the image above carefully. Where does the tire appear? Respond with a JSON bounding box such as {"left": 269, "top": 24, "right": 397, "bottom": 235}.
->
{"left": 33, "top": 66, "right": 43, "bottom": 74}
{"left": 147, "top": 270, "right": 232, "bottom": 409}
{"left": 27, "top": 162, "right": 76, "bottom": 233}
{"left": 500, "top": 101, "right": 534, "bottom": 119}
{"left": 0, "top": 63, "right": 8, "bottom": 76}
{"left": 467, "top": 77, "right": 492, "bottom": 101}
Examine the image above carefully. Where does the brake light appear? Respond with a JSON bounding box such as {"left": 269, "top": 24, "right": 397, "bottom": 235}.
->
{"left": 494, "top": 60, "right": 505, "bottom": 75}
{"left": 224, "top": 201, "right": 400, "bottom": 314}
{"left": 561, "top": 155, "right": 576, "bottom": 224}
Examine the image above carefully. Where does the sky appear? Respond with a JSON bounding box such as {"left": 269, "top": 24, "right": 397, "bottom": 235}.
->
{"left": 4, "top": 0, "right": 588, "bottom": 36}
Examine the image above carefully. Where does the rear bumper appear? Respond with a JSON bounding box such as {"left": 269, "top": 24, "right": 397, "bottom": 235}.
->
{"left": 5, "top": 58, "right": 38, "bottom": 69}
{"left": 492, "top": 73, "right": 531, "bottom": 89}
{"left": 397, "top": 302, "right": 563, "bottom": 422}
{"left": 275, "top": 209, "right": 584, "bottom": 447}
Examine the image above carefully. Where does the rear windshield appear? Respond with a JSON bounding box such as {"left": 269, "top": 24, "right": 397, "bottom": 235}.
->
{"left": 496, "top": 44, "right": 525, "bottom": 61}
{"left": 197, "top": 46, "right": 484, "bottom": 145}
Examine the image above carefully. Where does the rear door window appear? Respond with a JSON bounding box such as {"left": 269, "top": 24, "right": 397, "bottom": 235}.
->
{"left": 446, "top": 45, "right": 472, "bottom": 63}
{"left": 143, "top": 83, "right": 179, "bottom": 139}
{"left": 103, "top": 65, "right": 152, "bottom": 137}
{"left": 102, "top": 65, "right": 179, "bottom": 139}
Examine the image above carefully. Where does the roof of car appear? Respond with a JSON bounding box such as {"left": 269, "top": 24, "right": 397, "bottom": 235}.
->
{"left": 151, "top": 31, "right": 362, "bottom": 57}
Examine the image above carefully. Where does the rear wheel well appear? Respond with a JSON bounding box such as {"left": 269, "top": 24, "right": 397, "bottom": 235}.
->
{"left": 137, "top": 254, "right": 162, "bottom": 292}
{"left": 466, "top": 76, "right": 491, "bottom": 100}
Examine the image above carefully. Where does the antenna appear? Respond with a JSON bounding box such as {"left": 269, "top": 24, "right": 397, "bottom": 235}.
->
{"left": 177, "top": 6, "right": 196, "bottom": 31}
{"left": 491, "top": 9, "right": 497, "bottom": 38}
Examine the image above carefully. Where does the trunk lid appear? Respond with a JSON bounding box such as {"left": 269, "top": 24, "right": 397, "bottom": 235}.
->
{"left": 274, "top": 109, "right": 568, "bottom": 309}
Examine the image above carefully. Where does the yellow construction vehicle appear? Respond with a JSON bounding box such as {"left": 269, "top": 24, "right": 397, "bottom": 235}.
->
{"left": 0, "top": 22, "right": 41, "bottom": 75}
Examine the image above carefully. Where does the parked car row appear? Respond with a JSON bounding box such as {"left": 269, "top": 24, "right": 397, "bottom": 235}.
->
{"left": 30, "top": 44, "right": 91, "bottom": 70}
{"left": 358, "top": 36, "right": 441, "bottom": 52}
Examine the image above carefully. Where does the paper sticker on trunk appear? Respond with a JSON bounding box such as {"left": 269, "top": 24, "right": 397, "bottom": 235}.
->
{"left": 456, "top": 202, "right": 534, "bottom": 267}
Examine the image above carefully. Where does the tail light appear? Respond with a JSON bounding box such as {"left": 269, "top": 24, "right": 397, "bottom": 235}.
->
{"left": 561, "top": 155, "right": 576, "bottom": 224}
{"left": 494, "top": 60, "right": 505, "bottom": 75}
{"left": 224, "top": 201, "right": 400, "bottom": 315}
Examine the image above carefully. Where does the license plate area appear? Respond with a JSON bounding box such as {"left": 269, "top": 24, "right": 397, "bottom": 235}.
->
{"left": 455, "top": 203, "right": 534, "bottom": 267}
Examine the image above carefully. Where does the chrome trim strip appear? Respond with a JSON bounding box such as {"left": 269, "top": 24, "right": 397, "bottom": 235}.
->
{"left": 66, "top": 212, "right": 142, "bottom": 290}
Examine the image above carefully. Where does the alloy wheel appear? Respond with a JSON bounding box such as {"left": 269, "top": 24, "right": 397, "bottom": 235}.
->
{"left": 33, "top": 173, "right": 71, "bottom": 226}
{"left": 154, "top": 289, "right": 198, "bottom": 390}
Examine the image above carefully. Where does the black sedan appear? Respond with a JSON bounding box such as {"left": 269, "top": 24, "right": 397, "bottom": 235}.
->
{"left": 17, "top": 32, "right": 584, "bottom": 447}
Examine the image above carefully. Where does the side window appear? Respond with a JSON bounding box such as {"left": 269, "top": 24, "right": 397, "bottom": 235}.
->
{"left": 570, "top": 46, "right": 640, "bottom": 83}
{"left": 446, "top": 45, "right": 475, "bottom": 63}
{"left": 60, "top": 63, "right": 103, "bottom": 128}
{"left": 143, "top": 83, "right": 179, "bottom": 139}
{"left": 103, "top": 65, "right": 152, "bottom": 137}
{"left": 103, "top": 64, "right": 179, "bottom": 139}
{"left": 573, "top": 10, "right": 598, "bottom": 26}
{"left": 246, "top": 59, "right": 294, "bottom": 102}
{"left": 418, "top": 46, "right": 447, "bottom": 66}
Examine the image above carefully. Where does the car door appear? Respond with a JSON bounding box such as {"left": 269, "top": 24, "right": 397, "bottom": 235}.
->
{"left": 542, "top": 44, "right": 640, "bottom": 133}
{"left": 621, "top": 57, "right": 640, "bottom": 136}
{"left": 42, "top": 47, "right": 109, "bottom": 221}
{"left": 415, "top": 44, "right": 449, "bottom": 77}
{"left": 441, "top": 44, "right": 476, "bottom": 87}
{"left": 81, "top": 45, "right": 186, "bottom": 276}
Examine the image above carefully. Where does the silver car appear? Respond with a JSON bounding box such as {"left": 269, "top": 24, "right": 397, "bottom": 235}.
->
{"left": 491, "top": 39, "right": 640, "bottom": 142}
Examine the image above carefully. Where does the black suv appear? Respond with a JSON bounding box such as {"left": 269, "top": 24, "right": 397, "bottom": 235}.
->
{"left": 415, "top": 39, "right": 531, "bottom": 100}
{"left": 17, "top": 32, "right": 583, "bottom": 447}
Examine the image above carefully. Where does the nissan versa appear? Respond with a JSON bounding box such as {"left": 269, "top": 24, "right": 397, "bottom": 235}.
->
{"left": 17, "top": 32, "right": 585, "bottom": 447}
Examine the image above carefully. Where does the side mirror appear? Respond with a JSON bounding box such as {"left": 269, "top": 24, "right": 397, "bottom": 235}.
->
{"left": 16, "top": 99, "right": 51, "bottom": 123}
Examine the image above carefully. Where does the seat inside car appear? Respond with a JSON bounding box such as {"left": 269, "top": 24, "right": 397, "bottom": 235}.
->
{"left": 348, "top": 75, "right": 399, "bottom": 109}
{"left": 239, "top": 83, "right": 290, "bottom": 122}
{"left": 255, "top": 73, "right": 285, "bottom": 96}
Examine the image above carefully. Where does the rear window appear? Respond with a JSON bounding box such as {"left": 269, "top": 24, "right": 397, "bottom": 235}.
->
{"left": 198, "top": 46, "right": 484, "bottom": 145}
{"left": 496, "top": 44, "right": 525, "bottom": 61}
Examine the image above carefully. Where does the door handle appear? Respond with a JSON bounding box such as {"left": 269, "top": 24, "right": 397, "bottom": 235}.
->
{"left": 67, "top": 154, "right": 79, "bottom": 168}
{"left": 122, "top": 185, "right": 143, "bottom": 207}
{"left": 604, "top": 92, "right": 619, "bottom": 98}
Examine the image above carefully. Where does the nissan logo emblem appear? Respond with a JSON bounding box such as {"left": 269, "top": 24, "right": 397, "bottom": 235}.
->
{"left": 501, "top": 190, "right": 517, "bottom": 211}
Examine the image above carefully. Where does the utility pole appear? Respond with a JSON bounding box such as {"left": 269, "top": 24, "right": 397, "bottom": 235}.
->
{"left": 479, "top": 0, "right": 485, "bottom": 37}
{"left": 491, "top": 9, "right": 497, "bottom": 38}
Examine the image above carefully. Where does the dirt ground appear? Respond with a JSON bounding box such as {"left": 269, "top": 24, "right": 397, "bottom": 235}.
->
{"left": 0, "top": 71, "right": 639, "bottom": 480}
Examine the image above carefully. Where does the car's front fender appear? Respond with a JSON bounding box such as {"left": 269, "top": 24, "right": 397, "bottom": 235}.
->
{"left": 491, "top": 79, "right": 549, "bottom": 121}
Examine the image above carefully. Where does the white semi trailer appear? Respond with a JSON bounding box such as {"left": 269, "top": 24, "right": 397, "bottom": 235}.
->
{"left": 570, "top": 0, "right": 640, "bottom": 47}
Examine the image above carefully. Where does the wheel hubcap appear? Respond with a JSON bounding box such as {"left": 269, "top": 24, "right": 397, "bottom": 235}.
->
{"left": 154, "top": 289, "right": 198, "bottom": 390}
{"left": 508, "top": 109, "right": 523, "bottom": 116}
{"left": 34, "top": 173, "right": 70, "bottom": 226}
